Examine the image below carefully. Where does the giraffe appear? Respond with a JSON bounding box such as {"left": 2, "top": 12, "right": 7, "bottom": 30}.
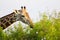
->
{"left": 0, "top": 6, "right": 34, "bottom": 29}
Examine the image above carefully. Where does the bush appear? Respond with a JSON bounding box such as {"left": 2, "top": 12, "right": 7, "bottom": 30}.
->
{"left": 0, "top": 11, "right": 60, "bottom": 40}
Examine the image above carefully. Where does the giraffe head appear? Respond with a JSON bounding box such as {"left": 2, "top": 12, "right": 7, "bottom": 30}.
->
{"left": 14, "top": 6, "right": 34, "bottom": 28}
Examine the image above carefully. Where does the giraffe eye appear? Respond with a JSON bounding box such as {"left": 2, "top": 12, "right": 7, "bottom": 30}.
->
{"left": 14, "top": 15, "right": 16, "bottom": 17}
{"left": 22, "top": 15, "right": 25, "bottom": 17}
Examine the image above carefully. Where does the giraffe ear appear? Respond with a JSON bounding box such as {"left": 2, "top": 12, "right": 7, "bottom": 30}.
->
{"left": 14, "top": 9, "right": 18, "bottom": 14}
{"left": 14, "top": 9, "right": 20, "bottom": 14}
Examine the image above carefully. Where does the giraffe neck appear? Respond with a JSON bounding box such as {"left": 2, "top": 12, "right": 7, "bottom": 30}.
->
{"left": 0, "top": 12, "right": 16, "bottom": 29}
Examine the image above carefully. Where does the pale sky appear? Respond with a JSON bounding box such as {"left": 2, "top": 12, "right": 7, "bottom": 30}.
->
{"left": 0, "top": 0, "right": 60, "bottom": 22}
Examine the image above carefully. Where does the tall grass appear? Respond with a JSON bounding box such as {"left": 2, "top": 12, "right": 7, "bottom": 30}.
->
{"left": 0, "top": 11, "right": 60, "bottom": 40}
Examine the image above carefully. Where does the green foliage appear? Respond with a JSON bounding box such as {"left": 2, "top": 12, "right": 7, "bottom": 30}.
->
{"left": 0, "top": 12, "right": 60, "bottom": 40}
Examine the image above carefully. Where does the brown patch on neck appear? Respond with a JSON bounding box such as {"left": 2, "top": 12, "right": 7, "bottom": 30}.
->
{"left": 0, "top": 12, "right": 16, "bottom": 29}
